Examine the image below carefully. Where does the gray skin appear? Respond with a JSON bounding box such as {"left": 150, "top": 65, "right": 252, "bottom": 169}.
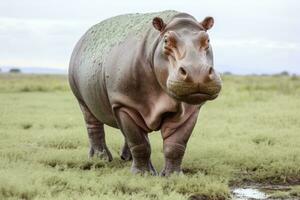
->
{"left": 69, "top": 10, "right": 222, "bottom": 176}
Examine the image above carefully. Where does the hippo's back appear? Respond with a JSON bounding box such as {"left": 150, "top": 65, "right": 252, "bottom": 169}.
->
{"left": 69, "top": 10, "right": 179, "bottom": 126}
{"left": 76, "top": 10, "right": 178, "bottom": 68}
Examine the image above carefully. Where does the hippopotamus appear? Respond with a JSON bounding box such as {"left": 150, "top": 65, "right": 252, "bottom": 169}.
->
{"left": 69, "top": 10, "right": 222, "bottom": 176}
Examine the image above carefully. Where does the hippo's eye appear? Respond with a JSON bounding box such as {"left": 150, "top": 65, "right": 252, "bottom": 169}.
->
{"left": 205, "top": 39, "right": 210, "bottom": 50}
{"left": 164, "top": 37, "right": 168, "bottom": 44}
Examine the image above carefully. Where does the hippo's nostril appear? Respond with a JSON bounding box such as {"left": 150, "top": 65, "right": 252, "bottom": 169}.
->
{"left": 208, "top": 67, "right": 215, "bottom": 81}
{"left": 178, "top": 67, "right": 189, "bottom": 81}
{"left": 179, "top": 67, "right": 187, "bottom": 76}
{"left": 208, "top": 67, "right": 213, "bottom": 75}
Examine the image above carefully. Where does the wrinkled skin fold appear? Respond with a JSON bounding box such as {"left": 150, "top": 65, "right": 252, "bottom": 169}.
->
{"left": 69, "top": 10, "right": 222, "bottom": 176}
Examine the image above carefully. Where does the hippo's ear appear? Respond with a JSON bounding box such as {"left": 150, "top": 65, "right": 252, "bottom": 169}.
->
{"left": 152, "top": 17, "right": 166, "bottom": 32}
{"left": 200, "top": 16, "right": 214, "bottom": 31}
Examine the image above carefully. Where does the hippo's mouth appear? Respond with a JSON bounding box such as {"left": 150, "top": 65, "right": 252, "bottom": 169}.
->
{"left": 166, "top": 80, "right": 221, "bottom": 104}
{"left": 167, "top": 89, "right": 219, "bottom": 105}
{"left": 183, "top": 92, "right": 219, "bottom": 104}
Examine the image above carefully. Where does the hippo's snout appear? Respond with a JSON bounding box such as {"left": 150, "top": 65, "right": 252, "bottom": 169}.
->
{"left": 177, "top": 65, "right": 216, "bottom": 84}
{"left": 167, "top": 65, "right": 222, "bottom": 104}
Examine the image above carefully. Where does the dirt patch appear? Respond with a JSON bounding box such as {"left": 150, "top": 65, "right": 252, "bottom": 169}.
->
{"left": 231, "top": 185, "right": 299, "bottom": 200}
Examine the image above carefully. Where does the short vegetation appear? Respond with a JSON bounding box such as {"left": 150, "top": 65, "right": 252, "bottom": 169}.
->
{"left": 0, "top": 74, "right": 299, "bottom": 200}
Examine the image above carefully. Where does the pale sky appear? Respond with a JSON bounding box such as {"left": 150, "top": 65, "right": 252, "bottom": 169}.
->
{"left": 1, "top": 0, "right": 299, "bottom": 74}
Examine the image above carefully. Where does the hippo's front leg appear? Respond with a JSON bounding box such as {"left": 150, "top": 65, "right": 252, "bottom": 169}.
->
{"left": 115, "top": 108, "right": 156, "bottom": 175}
{"left": 160, "top": 110, "right": 199, "bottom": 176}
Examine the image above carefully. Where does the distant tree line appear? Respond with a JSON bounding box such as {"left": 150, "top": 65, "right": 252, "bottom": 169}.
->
{"left": 221, "top": 70, "right": 297, "bottom": 77}
{"left": 0, "top": 68, "right": 22, "bottom": 73}
{"left": 9, "top": 68, "right": 21, "bottom": 73}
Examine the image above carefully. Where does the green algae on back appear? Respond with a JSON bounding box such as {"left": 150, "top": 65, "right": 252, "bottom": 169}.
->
{"left": 80, "top": 10, "right": 179, "bottom": 66}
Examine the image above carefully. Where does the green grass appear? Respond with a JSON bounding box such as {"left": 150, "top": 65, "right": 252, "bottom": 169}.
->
{"left": 0, "top": 74, "right": 299, "bottom": 200}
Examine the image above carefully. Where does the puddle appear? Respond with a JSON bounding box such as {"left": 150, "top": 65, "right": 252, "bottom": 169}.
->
{"left": 232, "top": 188, "right": 268, "bottom": 200}
{"left": 232, "top": 185, "right": 296, "bottom": 200}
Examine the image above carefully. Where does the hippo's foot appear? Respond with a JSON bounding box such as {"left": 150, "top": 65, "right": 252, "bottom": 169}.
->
{"left": 131, "top": 160, "right": 157, "bottom": 176}
{"left": 120, "top": 142, "right": 132, "bottom": 161}
{"left": 89, "top": 145, "right": 113, "bottom": 162}
{"left": 160, "top": 143, "right": 185, "bottom": 176}
{"left": 129, "top": 143, "right": 157, "bottom": 175}
{"left": 160, "top": 162, "right": 182, "bottom": 176}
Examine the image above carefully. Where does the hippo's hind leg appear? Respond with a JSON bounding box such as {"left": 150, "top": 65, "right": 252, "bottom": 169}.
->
{"left": 79, "top": 103, "right": 113, "bottom": 162}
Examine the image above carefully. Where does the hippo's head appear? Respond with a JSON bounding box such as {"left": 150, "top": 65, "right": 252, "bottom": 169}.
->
{"left": 152, "top": 14, "right": 222, "bottom": 105}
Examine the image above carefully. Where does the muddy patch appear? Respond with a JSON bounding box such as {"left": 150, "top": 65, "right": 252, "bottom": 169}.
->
{"left": 232, "top": 188, "right": 268, "bottom": 199}
{"left": 231, "top": 185, "right": 297, "bottom": 200}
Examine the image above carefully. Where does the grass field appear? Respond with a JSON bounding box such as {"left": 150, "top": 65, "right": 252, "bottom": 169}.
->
{"left": 0, "top": 74, "right": 300, "bottom": 200}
